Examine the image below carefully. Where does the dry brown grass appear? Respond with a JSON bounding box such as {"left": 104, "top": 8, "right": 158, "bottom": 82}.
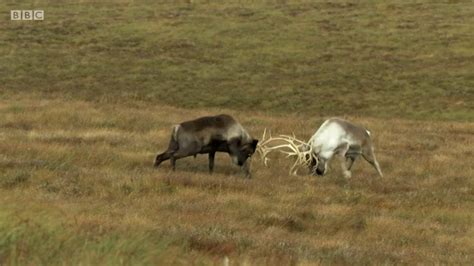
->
{"left": 1, "top": 0, "right": 473, "bottom": 263}
{"left": 1, "top": 95, "right": 473, "bottom": 264}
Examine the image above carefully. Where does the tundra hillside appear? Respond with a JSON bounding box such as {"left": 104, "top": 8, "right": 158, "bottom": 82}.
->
{"left": 1, "top": 0, "right": 473, "bottom": 265}
{"left": 1, "top": 0, "right": 472, "bottom": 121}
{"left": 1, "top": 97, "right": 473, "bottom": 264}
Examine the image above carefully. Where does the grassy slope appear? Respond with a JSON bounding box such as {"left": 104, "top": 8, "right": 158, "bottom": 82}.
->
{"left": 1, "top": 0, "right": 473, "bottom": 120}
{"left": 0, "top": 97, "right": 473, "bottom": 264}
{"left": 1, "top": 0, "right": 474, "bottom": 265}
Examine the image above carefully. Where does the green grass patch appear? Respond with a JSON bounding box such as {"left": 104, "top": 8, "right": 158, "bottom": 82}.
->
{"left": 1, "top": 0, "right": 472, "bottom": 121}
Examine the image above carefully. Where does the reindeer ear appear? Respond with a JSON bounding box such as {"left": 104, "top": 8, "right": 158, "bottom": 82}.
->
{"left": 251, "top": 139, "right": 259, "bottom": 149}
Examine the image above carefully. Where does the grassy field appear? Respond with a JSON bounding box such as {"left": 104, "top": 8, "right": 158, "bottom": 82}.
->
{"left": 1, "top": 0, "right": 474, "bottom": 265}
{"left": 1, "top": 0, "right": 473, "bottom": 120}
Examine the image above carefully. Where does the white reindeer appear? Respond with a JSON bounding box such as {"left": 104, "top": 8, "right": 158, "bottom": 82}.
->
{"left": 258, "top": 118, "right": 383, "bottom": 178}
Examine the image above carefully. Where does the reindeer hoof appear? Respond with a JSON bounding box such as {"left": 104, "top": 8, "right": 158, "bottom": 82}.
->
{"left": 343, "top": 170, "right": 352, "bottom": 179}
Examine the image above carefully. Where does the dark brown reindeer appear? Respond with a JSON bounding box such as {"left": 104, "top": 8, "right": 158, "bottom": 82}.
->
{"left": 154, "top": 114, "right": 259, "bottom": 178}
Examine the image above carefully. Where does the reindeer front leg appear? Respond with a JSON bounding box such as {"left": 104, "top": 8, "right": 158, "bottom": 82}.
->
{"left": 208, "top": 151, "right": 216, "bottom": 173}
{"left": 242, "top": 159, "right": 252, "bottom": 178}
{"left": 335, "top": 141, "right": 352, "bottom": 178}
{"left": 346, "top": 156, "right": 356, "bottom": 170}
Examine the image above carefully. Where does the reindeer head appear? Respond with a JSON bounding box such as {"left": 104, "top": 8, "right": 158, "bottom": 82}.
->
{"left": 256, "top": 129, "right": 318, "bottom": 175}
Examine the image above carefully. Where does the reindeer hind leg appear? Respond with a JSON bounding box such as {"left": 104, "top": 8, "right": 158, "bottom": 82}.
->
{"left": 154, "top": 151, "right": 172, "bottom": 167}
{"left": 361, "top": 147, "right": 383, "bottom": 178}
{"left": 155, "top": 136, "right": 180, "bottom": 168}
{"left": 169, "top": 142, "right": 201, "bottom": 171}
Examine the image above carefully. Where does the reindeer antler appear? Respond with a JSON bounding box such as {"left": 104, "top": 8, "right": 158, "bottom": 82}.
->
{"left": 256, "top": 128, "right": 273, "bottom": 166}
{"left": 256, "top": 130, "right": 318, "bottom": 175}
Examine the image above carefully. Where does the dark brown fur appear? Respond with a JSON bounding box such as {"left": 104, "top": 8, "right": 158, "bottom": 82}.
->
{"left": 154, "top": 114, "right": 258, "bottom": 177}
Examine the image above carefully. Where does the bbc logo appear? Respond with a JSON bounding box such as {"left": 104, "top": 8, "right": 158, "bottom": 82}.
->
{"left": 11, "top": 10, "right": 44, "bottom": 21}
